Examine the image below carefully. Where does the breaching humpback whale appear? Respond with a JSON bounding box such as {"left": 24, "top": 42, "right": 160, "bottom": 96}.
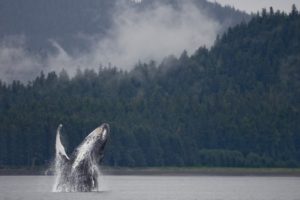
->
{"left": 53, "top": 123, "right": 109, "bottom": 192}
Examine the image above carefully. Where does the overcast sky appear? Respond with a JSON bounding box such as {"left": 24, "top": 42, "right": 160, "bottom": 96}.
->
{"left": 207, "top": 0, "right": 300, "bottom": 14}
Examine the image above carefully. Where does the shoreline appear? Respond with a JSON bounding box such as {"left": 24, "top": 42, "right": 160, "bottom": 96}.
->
{"left": 101, "top": 167, "right": 300, "bottom": 177}
{"left": 1, "top": 167, "right": 300, "bottom": 176}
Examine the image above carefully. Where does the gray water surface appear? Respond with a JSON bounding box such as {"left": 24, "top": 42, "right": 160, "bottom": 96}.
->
{"left": 0, "top": 175, "right": 300, "bottom": 200}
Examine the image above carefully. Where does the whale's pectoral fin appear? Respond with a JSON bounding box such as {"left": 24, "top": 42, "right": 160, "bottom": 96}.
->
{"left": 55, "top": 124, "right": 70, "bottom": 163}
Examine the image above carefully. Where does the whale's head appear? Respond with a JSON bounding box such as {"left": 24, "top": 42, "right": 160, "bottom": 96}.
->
{"left": 56, "top": 123, "right": 110, "bottom": 168}
{"left": 88, "top": 123, "right": 110, "bottom": 163}
{"left": 54, "top": 123, "right": 110, "bottom": 192}
{"left": 71, "top": 123, "right": 110, "bottom": 170}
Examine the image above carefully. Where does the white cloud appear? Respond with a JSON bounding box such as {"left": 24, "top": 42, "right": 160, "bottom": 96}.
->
{"left": 0, "top": 38, "right": 43, "bottom": 83}
{"left": 0, "top": 1, "right": 220, "bottom": 83}
{"left": 90, "top": 2, "right": 220, "bottom": 69}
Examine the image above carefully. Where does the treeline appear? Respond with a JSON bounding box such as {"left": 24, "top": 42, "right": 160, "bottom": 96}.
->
{"left": 0, "top": 7, "right": 299, "bottom": 168}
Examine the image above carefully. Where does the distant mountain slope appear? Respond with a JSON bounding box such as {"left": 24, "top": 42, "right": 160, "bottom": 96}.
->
{"left": 140, "top": 0, "right": 250, "bottom": 28}
{"left": 0, "top": 0, "right": 115, "bottom": 53}
{"left": 0, "top": 8, "right": 299, "bottom": 168}
{"left": 0, "top": 0, "right": 249, "bottom": 54}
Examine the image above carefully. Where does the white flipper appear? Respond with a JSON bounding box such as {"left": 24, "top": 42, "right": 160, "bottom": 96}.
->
{"left": 55, "top": 124, "right": 69, "bottom": 161}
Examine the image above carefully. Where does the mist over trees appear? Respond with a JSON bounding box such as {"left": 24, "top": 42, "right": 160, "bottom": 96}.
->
{"left": 0, "top": 0, "right": 250, "bottom": 82}
{"left": 0, "top": 0, "right": 249, "bottom": 53}
{"left": 0, "top": 7, "right": 299, "bottom": 168}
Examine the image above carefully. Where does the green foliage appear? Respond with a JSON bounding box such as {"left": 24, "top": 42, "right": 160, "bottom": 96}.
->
{"left": 0, "top": 8, "right": 299, "bottom": 168}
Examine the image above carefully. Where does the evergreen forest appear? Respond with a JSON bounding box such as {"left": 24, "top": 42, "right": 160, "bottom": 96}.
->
{"left": 0, "top": 7, "right": 299, "bottom": 168}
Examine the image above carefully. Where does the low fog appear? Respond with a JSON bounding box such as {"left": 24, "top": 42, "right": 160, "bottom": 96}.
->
{"left": 0, "top": 1, "right": 220, "bottom": 83}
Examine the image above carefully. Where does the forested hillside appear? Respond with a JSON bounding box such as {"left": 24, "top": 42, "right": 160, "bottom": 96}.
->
{"left": 0, "top": 7, "right": 299, "bottom": 168}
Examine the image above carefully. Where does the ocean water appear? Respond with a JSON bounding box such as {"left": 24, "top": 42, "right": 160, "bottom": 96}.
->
{"left": 0, "top": 175, "right": 300, "bottom": 200}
